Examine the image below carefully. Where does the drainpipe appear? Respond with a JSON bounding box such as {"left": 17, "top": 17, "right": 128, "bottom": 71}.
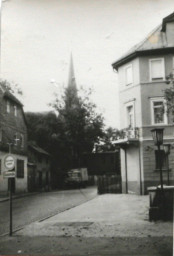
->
{"left": 138, "top": 142, "right": 142, "bottom": 195}
{"left": 124, "top": 147, "right": 128, "bottom": 194}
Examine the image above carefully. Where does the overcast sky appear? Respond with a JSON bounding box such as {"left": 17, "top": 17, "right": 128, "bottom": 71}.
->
{"left": 1, "top": 0, "right": 174, "bottom": 128}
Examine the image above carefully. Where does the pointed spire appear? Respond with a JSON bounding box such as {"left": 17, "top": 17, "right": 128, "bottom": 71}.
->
{"left": 68, "top": 53, "right": 77, "bottom": 89}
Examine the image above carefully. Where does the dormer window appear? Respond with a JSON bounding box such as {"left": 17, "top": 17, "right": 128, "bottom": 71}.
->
{"left": 7, "top": 101, "right": 10, "bottom": 113}
{"left": 149, "top": 58, "right": 165, "bottom": 81}
{"left": 125, "top": 64, "right": 133, "bottom": 85}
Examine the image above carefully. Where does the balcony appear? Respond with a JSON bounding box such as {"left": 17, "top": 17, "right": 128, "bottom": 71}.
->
{"left": 112, "top": 127, "right": 139, "bottom": 147}
{"left": 119, "top": 127, "right": 139, "bottom": 139}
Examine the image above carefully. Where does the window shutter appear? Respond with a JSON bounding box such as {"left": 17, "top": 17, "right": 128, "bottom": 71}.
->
{"left": 17, "top": 159, "right": 24, "bottom": 178}
{"left": 150, "top": 59, "right": 164, "bottom": 80}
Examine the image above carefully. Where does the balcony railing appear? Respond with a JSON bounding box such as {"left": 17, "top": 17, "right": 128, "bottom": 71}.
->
{"left": 118, "top": 127, "right": 139, "bottom": 140}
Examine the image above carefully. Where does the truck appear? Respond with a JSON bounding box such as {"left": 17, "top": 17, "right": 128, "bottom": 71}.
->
{"left": 65, "top": 168, "right": 88, "bottom": 188}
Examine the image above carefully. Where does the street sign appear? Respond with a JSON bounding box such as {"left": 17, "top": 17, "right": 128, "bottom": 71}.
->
{"left": 3, "top": 171, "right": 15, "bottom": 178}
{"left": 3, "top": 155, "right": 15, "bottom": 236}
{"left": 4, "top": 155, "right": 15, "bottom": 170}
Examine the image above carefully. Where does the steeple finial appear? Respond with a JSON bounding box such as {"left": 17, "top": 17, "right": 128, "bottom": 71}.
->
{"left": 68, "top": 53, "right": 77, "bottom": 89}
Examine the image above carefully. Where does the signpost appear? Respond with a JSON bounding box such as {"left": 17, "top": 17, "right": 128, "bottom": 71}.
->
{"left": 4, "top": 154, "right": 15, "bottom": 236}
{"left": 4, "top": 155, "right": 15, "bottom": 170}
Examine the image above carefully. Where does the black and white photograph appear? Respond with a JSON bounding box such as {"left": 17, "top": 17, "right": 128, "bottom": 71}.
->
{"left": 0, "top": 0, "right": 173, "bottom": 255}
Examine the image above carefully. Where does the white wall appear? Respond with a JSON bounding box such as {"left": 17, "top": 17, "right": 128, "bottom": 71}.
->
{"left": 0, "top": 151, "right": 28, "bottom": 193}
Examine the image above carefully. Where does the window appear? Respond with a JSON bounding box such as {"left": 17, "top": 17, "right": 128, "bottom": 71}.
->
{"left": 20, "top": 134, "right": 24, "bottom": 148}
{"left": 46, "top": 172, "right": 49, "bottom": 185}
{"left": 0, "top": 130, "right": 2, "bottom": 142}
{"left": 149, "top": 58, "right": 165, "bottom": 81}
{"left": 127, "top": 105, "right": 134, "bottom": 128}
{"left": 17, "top": 159, "right": 24, "bottom": 178}
{"left": 38, "top": 155, "right": 42, "bottom": 163}
{"left": 151, "top": 98, "right": 167, "bottom": 125}
{"left": 14, "top": 106, "right": 17, "bottom": 116}
{"left": 0, "top": 160, "right": 1, "bottom": 174}
{"left": 14, "top": 133, "right": 19, "bottom": 146}
{"left": 155, "top": 150, "right": 168, "bottom": 170}
{"left": 125, "top": 65, "right": 133, "bottom": 85}
{"left": 7, "top": 101, "right": 10, "bottom": 113}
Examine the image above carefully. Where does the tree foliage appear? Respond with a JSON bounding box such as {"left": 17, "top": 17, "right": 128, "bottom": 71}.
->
{"left": 0, "top": 79, "right": 23, "bottom": 96}
{"left": 26, "top": 85, "right": 104, "bottom": 176}
{"left": 49, "top": 85, "right": 104, "bottom": 167}
{"left": 25, "top": 111, "right": 60, "bottom": 152}
{"left": 164, "top": 77, "right": 174, "bottom": 118}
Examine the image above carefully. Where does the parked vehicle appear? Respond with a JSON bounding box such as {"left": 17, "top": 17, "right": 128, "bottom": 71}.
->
{"left": 65, "top": 168, "right": 88, "bottom": 188}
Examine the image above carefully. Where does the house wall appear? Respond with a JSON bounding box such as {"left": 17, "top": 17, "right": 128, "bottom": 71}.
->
{"left": 28, "top": 149, "right": 51, "bottom": 190}
{"left": 118, "top": 58, "right": 142, "bottom": 129}
{"left": 126, "top": 146, "right": 141, "bottom": 194}
{"left": 166, "top": 22, "right": 174, "bottom": 46}
{"left": 0, "top": 151, "right": 28, "bottom": 194}
{"left": 117, "top": 53, "right": 174, "bottom": 195}
{"left": 0, "top": 91, "right": 28, "bottom": 194}
{"left": 139, "top": 54, "right": 174, "bottom": 126}
{"left": 142, "top": 139, "right": 174, "bottom": 194}
{"left": 0, "top": 95, "right": 27, "bottom": 155}
{"left": 120, "top": 145, "right": 142, "bottom": 195}
{"left": 120, "top": 148, "right": 127, "bottom": 193}
{"left": 118, "top": 58, "right": 140, "bottom": 90}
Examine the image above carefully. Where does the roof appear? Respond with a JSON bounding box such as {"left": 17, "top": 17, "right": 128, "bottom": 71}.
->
{"left": 28, "top": 143, "right": 50, "bottom": 156}
{"left": 112, "top": 12, "right": 174, "bottom": 70}
{"left": 3, "top": 91, "right": 23, "bottom": 106}
{"left": 0, "top": 83, "right": 23, "bottom": 106}
{"left": 0, "top": 85, "right": 28, "bottom": 126}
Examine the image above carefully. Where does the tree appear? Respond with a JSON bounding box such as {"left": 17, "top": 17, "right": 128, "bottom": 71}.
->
{"left": 164, "top": 73, "right": 174, "bottom": 119}
{"left": 49, "top": 85, "right": 104, "bottom": 168}
{"left": 25, "top": 111, "right": 61, "bottom": 152}
{"left": 0, "top": 79, "right": 23, "bottom": 96}
{"left": 25, "top": 111, "right": 69, "bottom": 188}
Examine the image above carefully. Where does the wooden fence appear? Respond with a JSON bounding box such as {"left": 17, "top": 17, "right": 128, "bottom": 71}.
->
{"left": 97, "top": 175, "right": 122, "bottom": 194}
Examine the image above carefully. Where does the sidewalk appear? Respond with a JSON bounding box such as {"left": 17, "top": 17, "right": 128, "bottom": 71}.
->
{"left": 0, "top": 193, "right": 172, "bottom": 256}
{"left": 17, "top": 193, "right": 173, "bottom": 238}
{"left": 0, "top": 191, "right": 41, "bottom": 202}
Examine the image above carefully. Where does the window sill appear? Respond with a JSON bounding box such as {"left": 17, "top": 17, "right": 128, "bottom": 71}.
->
{"left": 151, "top": 123, "right": 168, "bottom": 126}
{"left": 126, "top": 83, "right": 133, "bottom": 86}
{"left": 154, "top": 168, "right": 172, "bottom": 172}
{"left": 151, "top": 78, "right": 164, "bottom": 81}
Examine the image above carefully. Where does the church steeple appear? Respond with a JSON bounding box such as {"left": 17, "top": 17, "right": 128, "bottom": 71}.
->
{"left": 68, "top": 53, "right": 77, "bottom": 90}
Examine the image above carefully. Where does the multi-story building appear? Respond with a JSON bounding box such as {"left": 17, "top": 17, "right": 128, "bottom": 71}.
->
{"left": 0, "top": 85, "right": 28, "bottom": 195}
{"left": 112, "top": 12, "right": 174, "bottom": 195}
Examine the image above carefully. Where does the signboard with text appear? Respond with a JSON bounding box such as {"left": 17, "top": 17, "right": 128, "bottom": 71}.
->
{"left": 3, "top": 155, "right": 15, "bottom": 179}
{"left": 3, "top": 171, "right": 15, "bottom": 178}
{"left": 4, "top": 155, "right": 15, "bottom": 170}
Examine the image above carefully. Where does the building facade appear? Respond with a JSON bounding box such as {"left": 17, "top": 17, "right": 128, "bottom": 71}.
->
{"left": 0, "top": 86, "right": 28, "bottom": 195}
{"left": 112, "top": 13, "right": 174, "bottom": 194}
{"left": 28, "top": 143, "right": 51, "bottom": 192}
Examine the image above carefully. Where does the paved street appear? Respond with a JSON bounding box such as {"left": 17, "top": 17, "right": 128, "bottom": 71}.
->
{"left": 0, "top": 186, "right": 97, "bottom": 235}
{"left": 0, "top": 193, "right": 173, "bottom": 256}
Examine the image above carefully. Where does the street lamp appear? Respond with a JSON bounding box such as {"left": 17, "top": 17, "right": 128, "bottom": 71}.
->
{"left": 163, "top": 144, "right": 171, "bottom": 185}
{"left": 151, "top": 128, "right": 164, "bottom": 146}
{"left": 151, "top": 128, "right": 164, "bottom": 192}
